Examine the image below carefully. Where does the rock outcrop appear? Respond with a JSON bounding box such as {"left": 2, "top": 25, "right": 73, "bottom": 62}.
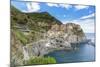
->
{"left": 22, "top": 23, "right": 86, "bottom": 62}
{"left": 11, "top": 6, "right": 86, "bottom": 66}
{"left": 47, "top": 23, "right": 86, "bottom": 43}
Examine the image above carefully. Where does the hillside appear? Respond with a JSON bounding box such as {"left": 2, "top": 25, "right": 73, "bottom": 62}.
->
{"left": 11, "top": 6, "right": 62, "bottom": 66}
{"left": 11, "top": 6, "right": 62, "bottom": 43}
{"left": 11, "top": 6, "right": 86, "bottom": 66}
{"left": 11, "top": 6, "right": 62, "bottom": 30}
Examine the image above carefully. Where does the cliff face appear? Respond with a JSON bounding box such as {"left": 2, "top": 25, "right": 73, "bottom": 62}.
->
{"left": 12, "top": 23, "right": 86, "bottom": 66}
{"left": 21, "top": 23, "right": 86, "bottom": 64}
{"left": 11, "top": 6, "right": 86, "bottom": 66}
{"left": 47, "top": 23, "right": 86, "bottom": 43}
{"left": 11, "top": 6, "right": 62, "bottom": 66}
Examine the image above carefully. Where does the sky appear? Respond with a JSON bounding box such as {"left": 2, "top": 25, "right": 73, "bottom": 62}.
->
{"left": 11, "top": 1, "right": 95, "bottom": 33}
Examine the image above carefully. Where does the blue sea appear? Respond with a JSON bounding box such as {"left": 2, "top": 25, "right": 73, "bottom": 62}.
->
{"left": 46, "top": 33, "right": 95, "bottom": 63}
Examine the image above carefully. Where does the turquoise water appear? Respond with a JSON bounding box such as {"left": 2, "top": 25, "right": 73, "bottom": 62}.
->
{"left": 46, "top": 33, "right": 95, "bottom": 63}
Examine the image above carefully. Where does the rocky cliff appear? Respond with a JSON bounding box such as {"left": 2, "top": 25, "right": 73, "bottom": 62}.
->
{"left": 47, "top": 23, "right": 86, "bottom": 43}
{"left": 22, "top": 23, "right": 86, "bottom": 60}
{"left": 11, "top": 6, "right": 62, "bottom": 66}
{"left": 11, "top": 6, "right": 86, "bottom": 66}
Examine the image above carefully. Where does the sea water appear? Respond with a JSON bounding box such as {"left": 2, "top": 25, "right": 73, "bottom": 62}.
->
{"left": 46, "top": 33, "right": 95, "bottom": 63}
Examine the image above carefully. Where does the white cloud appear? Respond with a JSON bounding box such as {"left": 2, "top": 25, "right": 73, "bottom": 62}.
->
{"left": 73, "top": 19, "right": 95, "bottom": 33}
{"left": 46, "top": 3, "right": 72, "bottom": 9}
{"left": 80, "top": 13, "right": 95, "bottom": 19}
{"left": 19, "top": 0, "right": 95, "bottom": 5}
{"left": 23, "top": 2, "right": 40, "bottom": 12}
{"left": 46, "top": 3, "right": 59, "bottom": 7}
{"left": 74, "top": 5, "right": 89, "bottom": 10}
{"left": 63, "top": 18, "right": 95, "bottom": 33}
{"left": 62, "top": 13, "right": 95, "bottom": 33}
{"left": 59, "top": 4, "right": 72, "bottom": 9}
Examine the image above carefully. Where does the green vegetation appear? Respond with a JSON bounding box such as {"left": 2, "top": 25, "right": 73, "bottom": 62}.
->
{"left": 11, "top": 6, "right": 85, "bottom": 66}
{"left": 11, "top": 6, "right": 62, "bottom": 65}
{"left": 26, "top": 56, "right": 56, "bottom": 65}
{"left": 11, "top": 6, "right": 62, "bottom": 44}
{"left": 14, "top": 29, "right": 28, "bottom": 45}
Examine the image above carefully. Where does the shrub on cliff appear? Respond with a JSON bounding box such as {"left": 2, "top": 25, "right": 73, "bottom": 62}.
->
{"left": 26, "top": 56, "right": 56, "bottom": 65}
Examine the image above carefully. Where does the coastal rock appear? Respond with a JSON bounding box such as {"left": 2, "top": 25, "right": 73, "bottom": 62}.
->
{"left": 47, "top": 23, "right": 86, "bottom": 43}
{"left": 23, "top": 38, "right": 71, "bottom": 60}
{"left": 11, "top": 22, "right": 86, "bottom": 66}
{"left": 11, "top": 6, "right": 87, "bottom": 65}
{"left": 21, "top": 23, "right": 86, "bottom": 61}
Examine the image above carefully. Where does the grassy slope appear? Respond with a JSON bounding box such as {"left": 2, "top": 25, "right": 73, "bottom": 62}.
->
{"left": 11, "top": 6, "right": 62, "bottom": 45}
{"left": 11, "top": 6, "right": 63, "bottom": 65}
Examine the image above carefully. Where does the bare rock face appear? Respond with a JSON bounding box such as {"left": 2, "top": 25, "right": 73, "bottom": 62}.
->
{"left": 11, "top": 6, "right": 86, "bottom": 66}
{"left": 22, "top": 23, "right": 86, "bottom": 61}
{"left": 11, "top": 23, "right": 86, "bottom": 66}
{"left": 22, "top": 38, "right": 72, "bottom": 60}
{"left": 47, "top": 23, "right": 86, "bottom": 43}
